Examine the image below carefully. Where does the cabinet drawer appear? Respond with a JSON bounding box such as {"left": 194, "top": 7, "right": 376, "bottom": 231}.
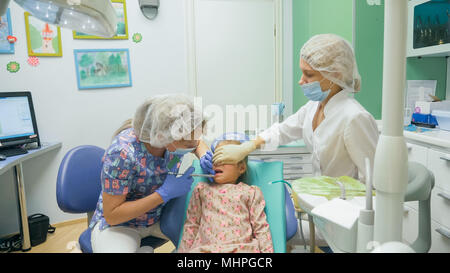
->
{"left": 284, "top": 164, "right": 313, "bottom": 174}
{"left": 427, "top": 149, "right": 450, "bottom": 192}
{"left": 405, "top": 188, "right": 450, "bottom": 231}
{"left": 430, "top": 223, "right": 450, "bottom": 253}
{"left": 431, "top": 188, "right": 450, "bottom": 229}
{"left": 407, "top": 143, "right": 428, "bottom": 166}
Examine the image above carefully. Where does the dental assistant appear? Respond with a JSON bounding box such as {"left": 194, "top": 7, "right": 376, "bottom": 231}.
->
{"left": 213, "top": 34, "right": 379, "bottom": 183}
{"left": 89, "top": 94, "right": 211, "bottom": 253}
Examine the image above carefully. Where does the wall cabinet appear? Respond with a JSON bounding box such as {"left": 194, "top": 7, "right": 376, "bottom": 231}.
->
{"left": 407, "top": 0, "right": 450, "bottom": 57}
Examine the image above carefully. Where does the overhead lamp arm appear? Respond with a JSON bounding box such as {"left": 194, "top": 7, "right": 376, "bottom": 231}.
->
{"left": 1, "top": 0, "right": 118, "bottom": 38}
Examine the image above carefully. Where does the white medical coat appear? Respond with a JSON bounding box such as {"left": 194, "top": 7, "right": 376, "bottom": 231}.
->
{"left": 259, "top": 90, "right": 379, "bottom": 183}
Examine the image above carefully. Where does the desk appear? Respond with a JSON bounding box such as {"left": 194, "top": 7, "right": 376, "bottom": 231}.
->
{"left": 0, "top": 142, "right": 62, "bottom": 251}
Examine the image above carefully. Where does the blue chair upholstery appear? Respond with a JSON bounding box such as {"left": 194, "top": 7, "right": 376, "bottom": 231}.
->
{"left": 79, "top": 228, "right": 93, "bottom": 253}
{"left": 56, "top": 145, "right": 167, "bottom": 253}
{"left": 285, "top": 185, "right": 298, "bottom": 240}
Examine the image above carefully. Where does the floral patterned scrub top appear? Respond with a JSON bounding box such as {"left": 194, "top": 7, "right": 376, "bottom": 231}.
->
{"left": 178, "top": 182, "right": 274, "bottom": 253}
{"left": 89, "top": 128, "right": 182, "bottom": 230}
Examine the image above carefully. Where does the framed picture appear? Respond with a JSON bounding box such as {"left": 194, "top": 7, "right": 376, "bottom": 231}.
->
{"left": 74, "top": 49, "right": 132, "bottom": 90}
{"left": 0, "top": 8, "right": 14, "bottom": 54}
{"left": 24, "top": 12, "right": 62, "bottom": 57}
{"left": 73, "top": 0, "right": 128, "bottom": 40}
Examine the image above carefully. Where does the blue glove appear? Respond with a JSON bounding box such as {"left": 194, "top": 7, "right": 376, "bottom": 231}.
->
{"left": 156, "top": 167, "right": 195, "bottom": 203}
{"left": 200, "top": 151, "right": 215, "bottom": 182}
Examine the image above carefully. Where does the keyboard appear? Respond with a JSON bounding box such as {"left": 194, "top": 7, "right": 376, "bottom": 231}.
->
{"left": 0, "top": 147, "right": 28, "bottom": 158}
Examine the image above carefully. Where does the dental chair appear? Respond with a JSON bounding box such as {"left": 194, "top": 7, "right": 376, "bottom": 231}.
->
{"left": 56, "top": 145, "right": 168, "bottom": 253}
{"left": 161, "top": 160, "right": 298, "bottom": 253}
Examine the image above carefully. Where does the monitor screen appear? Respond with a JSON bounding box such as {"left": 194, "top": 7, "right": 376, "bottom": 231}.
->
{"left": 0, "top": 92, "right": 39, "bottom": 147}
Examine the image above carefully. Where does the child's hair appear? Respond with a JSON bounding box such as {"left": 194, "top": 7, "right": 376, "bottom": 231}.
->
{"left": 215, "top": 140, "right": 248, "bottom": 183}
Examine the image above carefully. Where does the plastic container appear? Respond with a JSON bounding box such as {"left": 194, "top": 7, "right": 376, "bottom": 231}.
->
{"left": 404, "top": 108, "right": 413, "bottom": 126}
{"left": 432, "top": 110, "right": 450, "bottom": 131}
{"left": 411, "top": 113, "right": 438, "bottom": 128}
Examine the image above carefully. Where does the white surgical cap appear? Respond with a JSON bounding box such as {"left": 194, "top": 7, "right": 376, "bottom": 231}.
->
{"left": 300, "top": 34, "right": 361, "bottom": 92}
{"left": 133, "top": 94, "right": 204, "bottom": 148}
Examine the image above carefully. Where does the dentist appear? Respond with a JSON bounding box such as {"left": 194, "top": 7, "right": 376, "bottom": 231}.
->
{"left": 213, "top": 34, "right": 379, "bottom": 183}
{"left": 90, "top": 94, "right": 213, "bottom": 253}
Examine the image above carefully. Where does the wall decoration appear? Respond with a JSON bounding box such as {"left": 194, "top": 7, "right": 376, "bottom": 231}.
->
{"left": 74, "top": 49, "right": 132, "bottom": 90}
{"left": 132, "top": 33, "right": 143, "bottom": 43}
{"left": 7, "top": 35, "right": 17, "bottom": 43}
{"left": 7, "top": 61, "right": 20, "bottom": 73}
{"left": 73, "top": 0, "right": 128, "bottom": 40}
{"left": 24, "top": 12, "right": 63, "bottom": 57}
{"left": 27, "top": 56, "right": 40, "bottom": 67}
{"left": 0, "top": 8, "right": 14, "bottom": 54}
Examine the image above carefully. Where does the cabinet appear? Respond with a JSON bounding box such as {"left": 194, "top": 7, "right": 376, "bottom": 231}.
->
{"left": 407, "top": 0, "right": 450, "bottom": 57}
{"left": 403, "top": 141, "right": 450, "bottom": 252}
{"left": 249, "top": 142, "right": 312, "bottom": 183}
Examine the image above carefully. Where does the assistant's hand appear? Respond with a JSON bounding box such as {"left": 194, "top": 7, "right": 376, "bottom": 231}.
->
{"left": 200, "top": 151, "right": 215, "bottom": 182}
{"left": 212, "top": 141, "right": 256, "bottom": 165}
{"left": 156, "top": 167, "right": 195, "bottom": 203}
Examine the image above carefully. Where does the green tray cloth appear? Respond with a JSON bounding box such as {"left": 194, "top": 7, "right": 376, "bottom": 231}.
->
{"left": 291, "top": 176, "right": 374, "bottom": 201}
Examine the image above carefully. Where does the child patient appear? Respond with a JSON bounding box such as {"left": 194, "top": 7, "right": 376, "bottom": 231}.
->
{"left": 178, "top": 140, "right": 274, "bottom": 253}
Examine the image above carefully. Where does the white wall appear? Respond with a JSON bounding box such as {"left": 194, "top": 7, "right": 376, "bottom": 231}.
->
{"left": 0, "top": 0, "right": 188, "bottom": 236}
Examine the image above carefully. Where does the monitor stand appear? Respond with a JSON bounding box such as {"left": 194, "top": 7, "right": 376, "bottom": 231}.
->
{"left": 0, "top": 146, "right": 28, "bottom": 158}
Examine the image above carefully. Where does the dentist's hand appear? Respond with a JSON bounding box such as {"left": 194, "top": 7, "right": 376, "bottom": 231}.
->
{"left": 212, "top": 141, "right": 257, "bottom": 165}
{"left": 156, "top": 167, "right": 195, "bottom": 203}
{"left": 200, "top": 151, "right": 215, "bottom": 182}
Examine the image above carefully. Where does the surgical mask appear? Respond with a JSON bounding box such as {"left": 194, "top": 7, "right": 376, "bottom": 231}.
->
{"left": 301, "top": 80, "right": 331, "bottom": 102}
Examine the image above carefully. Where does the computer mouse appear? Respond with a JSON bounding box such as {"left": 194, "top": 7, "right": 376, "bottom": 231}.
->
{"left": 0, "top": 154, "right": 6, "bottom": 161}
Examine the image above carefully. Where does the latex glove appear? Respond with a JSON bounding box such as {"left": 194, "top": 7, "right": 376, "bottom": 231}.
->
{"left": 200, "top": 151, "right": 215, "bottom": 182}
{"left": 156, "top": 167, "right": 195, "bottom": 203}
{"left": 212, "top": 141, "right": 256, "bottom": 165}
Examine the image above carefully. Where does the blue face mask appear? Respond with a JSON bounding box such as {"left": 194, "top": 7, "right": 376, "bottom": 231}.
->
{"left": 301, "top": 80, "right": 331, "bottom": 102}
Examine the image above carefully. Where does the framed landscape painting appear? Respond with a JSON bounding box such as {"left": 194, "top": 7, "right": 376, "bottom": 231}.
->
{"left": 24, "top": 12, "right": 62, "bottom": 57}
{"left": 0, "top": 8, "right": 14, "bottom": 54}
{"left": 73, "top": 0, "right": 128, "bottom": 40}
{"left": 74, "top": 49, "right": 132, "bottom": 90}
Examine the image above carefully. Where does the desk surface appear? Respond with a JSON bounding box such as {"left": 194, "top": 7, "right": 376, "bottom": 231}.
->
{"left": 0, "top": 142, "right": 62, "bottom": 176}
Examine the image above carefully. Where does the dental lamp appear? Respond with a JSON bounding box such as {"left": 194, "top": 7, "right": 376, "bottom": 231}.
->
{"left": 0, "top": 0, "right": 118, "bottom": 38}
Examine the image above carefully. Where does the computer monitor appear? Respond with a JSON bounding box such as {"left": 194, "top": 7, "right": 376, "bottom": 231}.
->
{"left": 0, "top": 92, "right": 41, "bottom": 155}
